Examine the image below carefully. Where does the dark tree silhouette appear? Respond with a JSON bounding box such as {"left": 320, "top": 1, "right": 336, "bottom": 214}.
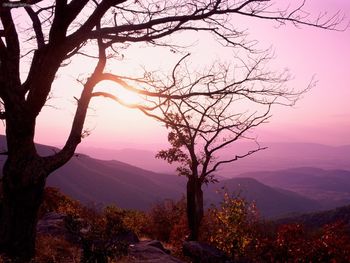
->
{"left": 154, "top": 55, "right": 305, "bottom": 240}
{"left": 0, "top": 0, "right": 345, "bottom": 261}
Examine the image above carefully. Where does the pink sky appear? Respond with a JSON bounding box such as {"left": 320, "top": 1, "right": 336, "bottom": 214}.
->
{"left": 1, "top": 0, "right": 349, "bottom": 150}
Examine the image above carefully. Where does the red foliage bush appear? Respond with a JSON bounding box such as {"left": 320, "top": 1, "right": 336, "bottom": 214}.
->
{"left": 39, "top": 187, "right": 83, "bottom": 218}
{"left": 199, "top": 192, "right": 350, "bottom": 262}
{"left": 145, "top": 197, "right": 188, "bottom": 243}
{"left": 248, "top": 220, "right": 350, "bottom": 262}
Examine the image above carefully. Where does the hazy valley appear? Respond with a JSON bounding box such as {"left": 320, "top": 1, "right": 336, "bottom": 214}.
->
{"left": 79, "top": 142, "right": 350, "bottom": 176}
{"left": 1, "top": 136, "right": 349, "bottom": 218}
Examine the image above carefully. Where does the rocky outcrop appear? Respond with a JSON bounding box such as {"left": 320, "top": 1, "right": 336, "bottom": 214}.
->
{"left": 36, "top": 212, "right": 76, "bottom": 241}
{"left": 115, "top": 230, "right": 140, "bottom": 244}
{"left": 37, "top": 213, "right": 184, "bottom": 262}
{"left": 128, "top": 240, "right": 184, "bottom": 263}
{"left": 183, "top": 241, "right": 231, "bottom": 263}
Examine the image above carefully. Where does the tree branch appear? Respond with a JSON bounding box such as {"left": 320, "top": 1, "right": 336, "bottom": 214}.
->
{"left": 205, "top": 146, "right": 266, "bottom": 177}
{"left": 45, "top": 24, "right": 107, "bottom": 172}
{"left": 24, "top": 5, "right": 45, "bottom": 48}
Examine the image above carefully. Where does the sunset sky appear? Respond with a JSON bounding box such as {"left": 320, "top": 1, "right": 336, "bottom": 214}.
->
{"left": 1, "top": 0, "right": 349, "bottom": 151}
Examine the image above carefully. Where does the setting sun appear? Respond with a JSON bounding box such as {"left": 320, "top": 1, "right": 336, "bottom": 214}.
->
{"left": 96, "top": 80, "right": 143, "bottom": 106}
{"left": 114, "top": 86, "right": 143, "bottom": 105}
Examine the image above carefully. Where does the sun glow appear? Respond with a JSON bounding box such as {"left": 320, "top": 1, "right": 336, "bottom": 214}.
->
{"left": 115, "top": 87, "right": 143, "bottom": 105}
{"left": 97, "top": 80, "right": 144, "bottom": 106}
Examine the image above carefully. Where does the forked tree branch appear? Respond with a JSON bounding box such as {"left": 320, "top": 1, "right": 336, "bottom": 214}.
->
{"left": 24, "top": 5, "right": 45, "bottom": 48}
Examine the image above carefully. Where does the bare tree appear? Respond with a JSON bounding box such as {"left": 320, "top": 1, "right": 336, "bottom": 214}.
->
{"left": 153, "top": 54, "right": 307, "bottom": 240}
{"left": 0, "top": 0, "right": 345, "bottom": 260}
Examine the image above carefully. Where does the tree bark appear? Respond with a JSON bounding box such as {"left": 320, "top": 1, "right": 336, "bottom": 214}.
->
{"left": 0, "top": 166, "right": 46, "bottom": 262}
{"left": 0, "top": 115, "right": 48, "bottom": 262}
{"left": 186, "top": 177, "right": 204, "bottom": 241}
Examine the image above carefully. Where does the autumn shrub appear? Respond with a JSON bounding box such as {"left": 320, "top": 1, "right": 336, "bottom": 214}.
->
{"left": 117, "top": 208, "right": 148, "bottom": 238}
{"left": 200, "top": 191, "right": 259, "bottom": 261}
{"left": 313, "top": 221, "right": 350, "bottom": 262}
{"left": 38, "top": 188, "right": 146, "bottom": 262}
{"left": 39, "top": 187, "right": 83, "bottom": 218}
{"left": 145, "top": 197, "right": 188, "bottom": 245}
{"left": 64, "top": 205, "right": 130, "bottom": 263}
{"left": 265, "top": 220, "right": 350, "bottom": 262}
{"left": 273, "top": 223, "right": 311, "bottom": 261}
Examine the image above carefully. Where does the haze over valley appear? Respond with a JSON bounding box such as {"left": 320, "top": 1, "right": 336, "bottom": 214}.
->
{"left": 1, "top": 136, "right": 349, "bottom": 218}
{"left": 78, "top": 142, "right": 350, "bottom": 176}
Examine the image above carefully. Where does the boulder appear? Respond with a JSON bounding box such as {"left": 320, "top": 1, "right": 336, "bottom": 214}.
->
{"left": 115, "top": 230, "right": 139, "bottom": 244}
{"left": 36, "top": 212, "right": 74, "bottom": 240}
{"left": 183, "top": 241, "right": 231, "bottom": 263}
{"left": 128, "top": 240, "right": 184, "bottom": 263}
{"left": 143, "top": 240, "right": 170, "bottom": 254}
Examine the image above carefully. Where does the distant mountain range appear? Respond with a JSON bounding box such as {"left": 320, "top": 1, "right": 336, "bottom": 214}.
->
{"left": 78, "top": 142, "right": 350, "bottom": 176}
{"left": 45, "top": 155, "right": 325, "bottom": 218}
{"left": 237, "top": 167, "right": 350, "bottom": 209}
{"left": 205, "top": 177, "right": 322, "bottom": 218}
{"left": 0, "top": 136, "right": 349, "bottom": 218}
{"left": 77, "top": 146, "right": 175, "bottom": 174}
{"left": 275, "top": 204, "right": 350, "bottom": 228}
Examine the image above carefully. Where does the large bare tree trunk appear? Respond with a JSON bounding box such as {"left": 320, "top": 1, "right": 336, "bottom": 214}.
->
{"left": 0, "top": 116, "right": 48, "bottom": 262}
{"left": 0, "top": 166, "right": 46, "bottom": 261}
{"left": 186, "top": 177, "right": 204, "bottom": 241}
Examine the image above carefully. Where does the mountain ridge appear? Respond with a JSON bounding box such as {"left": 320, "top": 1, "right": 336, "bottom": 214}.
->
{"left": 78, "top": 142, "right": 350, "bottom": 176}
{"left": 0, "top": 135, "right": 348, "bottom": 217}
{"left": 236, "top": 167, "right": 350, "bottom": 209}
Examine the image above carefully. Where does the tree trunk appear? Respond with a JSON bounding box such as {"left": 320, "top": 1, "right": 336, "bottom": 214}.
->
{"left": 186, "top": 177, "right": 204, "bottom": 241}
{"left": 0, "top": 167, "right": 46, "bottom": 262}
{"left": 0, "top": 116, "right": 48, "bottom": 262}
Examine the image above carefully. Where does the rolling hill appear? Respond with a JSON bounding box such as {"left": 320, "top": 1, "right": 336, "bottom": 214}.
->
{"left": 237, "top": 167, "right": 350, "bottom": 209}
{"left": 0, "top": 135, "right": 346, "bottom": 217}
{"left": 77, "top": 146, "right": 175, "bottom": 173}
{"left": 79, "top": 142, "right": 350, "bottom": 176}
{"left": 275, "top": 204, "right": 350, "bottom": 228}
{"left": 206, "top": 177, "right": 322, "bottom": 218}
{"left": 47, "top": 155, "right": 186, "bottom": 210}
{"left": 47, "top": 156, "right": 323, "bottom": 217}
{"left": 46, "top": 153, "right": 323, "bottom": 217}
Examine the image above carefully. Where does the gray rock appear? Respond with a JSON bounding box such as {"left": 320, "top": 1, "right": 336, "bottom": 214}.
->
{"left": 128, "top": 240, "right": 184, "bottom": 263}
{"left": 37, "top": 212, "right": 81, "bottom": 244}
{"left": 183, "top": 241, "right": 231, "bottom": 263}
{"left": 37, "top": 212, "right": 68, "bottom": 236}
{"left": 115, "top": 230, "right": 139, "bottom": 244}
{"left": 143, "top": 240, "right": 170, "bottom": 254}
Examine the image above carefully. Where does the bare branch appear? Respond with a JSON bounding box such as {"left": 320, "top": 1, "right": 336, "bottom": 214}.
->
{"left": 151, "top": 52, "right": 307, "bottom": 186}
{"left": 24, "top": 5, "right": 45, "bottom": 48}
{"left": 45, "top": 23, "right": 107, "bottom": 172}
{"left": 205, "top": 146, "right": 267, "bottom": 177}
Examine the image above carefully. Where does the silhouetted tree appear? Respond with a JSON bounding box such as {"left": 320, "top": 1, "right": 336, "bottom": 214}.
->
{"left": 154, "top": 56, "right": 306, "bottom": 240}
{"left": 0, "top": 0, "right": 345, "bottom": 260}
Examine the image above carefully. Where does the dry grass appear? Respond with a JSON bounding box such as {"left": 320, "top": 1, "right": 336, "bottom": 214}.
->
{"left": 35, "top": 234, "right": 81, "bottom": 263}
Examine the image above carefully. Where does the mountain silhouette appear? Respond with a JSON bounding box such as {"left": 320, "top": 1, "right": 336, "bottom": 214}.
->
{"left": 79, "top": 142, "right": 350, "bottom": 176}
{"left": 0, "top": 135, "right": 345, "bottom": 217}
{"left": 238, "top": 167, "right": 350, "bottom": 209}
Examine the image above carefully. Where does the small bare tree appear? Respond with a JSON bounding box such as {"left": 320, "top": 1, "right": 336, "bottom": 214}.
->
{"left": 154, "top": 56, "right": 308, "bottom": 240}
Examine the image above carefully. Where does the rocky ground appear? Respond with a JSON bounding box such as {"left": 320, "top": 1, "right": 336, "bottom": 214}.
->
{"left": 37, "top": 212, "right": 231, "bottom": 263}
